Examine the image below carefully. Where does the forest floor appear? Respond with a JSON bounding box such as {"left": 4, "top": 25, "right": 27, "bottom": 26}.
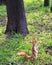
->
{"left": 0, "top": 0, "right": 52, "bottom": 65}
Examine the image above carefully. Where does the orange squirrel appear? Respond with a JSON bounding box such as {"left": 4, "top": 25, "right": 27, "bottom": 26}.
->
{"left": 16, "top": 38, "right": 38, "bottom": 60}
{"left": 31, "top": 38, "right": 38, "bottom": 59}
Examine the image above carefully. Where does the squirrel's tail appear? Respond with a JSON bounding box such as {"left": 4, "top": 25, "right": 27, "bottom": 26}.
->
{"left": 17, "top": 51, "right": 32, "bottom": 59}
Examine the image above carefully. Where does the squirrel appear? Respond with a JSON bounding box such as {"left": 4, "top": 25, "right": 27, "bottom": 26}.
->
{"left": 16, "top": 38, "right": 38, "bottom": 60}
{"left": 31, "top": 38, "right": 38, "bottom": 59}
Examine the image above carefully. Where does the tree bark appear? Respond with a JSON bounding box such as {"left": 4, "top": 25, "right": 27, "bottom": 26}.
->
{"left": 0, "top": 0, "right": 6, "bottom": 5}
{"left": 0, "top": 0, "right": 2, "bottom": 4}
{"left": 50, "top": 6, "right": 52, "bottom": 12}
{"left": 44, "top": 0, "right": 49, "bottom": 7}
{"left": 5, "top": 0, "right": 28, "bottom": 35}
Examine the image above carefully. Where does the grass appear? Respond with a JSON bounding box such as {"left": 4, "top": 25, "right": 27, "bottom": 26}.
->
{"left": 0, "top": 0, "right": 52, "bottom": 65}
{"left": 0, "top": 5, "right": 6, "bottom": 16}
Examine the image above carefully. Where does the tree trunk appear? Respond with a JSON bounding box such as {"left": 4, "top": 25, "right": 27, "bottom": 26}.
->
{"left": 44, "top": 0, "right": 49, "bottom": 7}
{"left": 0, "top": 0, "right": 6, "bottom": 5}
{"left": 50, "top": 6, "right": 52, "bottom": 12}
{"left": 5, "top": 0, "right": 28, "bottom": 35}
{"left": 0, "top": 0, "right": 2, "bottom": 4}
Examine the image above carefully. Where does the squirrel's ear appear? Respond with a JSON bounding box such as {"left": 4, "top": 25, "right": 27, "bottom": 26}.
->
{"left": 30, "top": 38, "right": 36, "bottom": 43}
{"left": 30, "top": 38, "right": 39, "bottom": 43}
{"left": 30, "top": 38, "right": 34, "bottom": 43}
{"left": 30, "top": 39, "right": 32, "bottom": 43}
{"left": 35, "top": 38, "right": 37, "bottom": 41}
